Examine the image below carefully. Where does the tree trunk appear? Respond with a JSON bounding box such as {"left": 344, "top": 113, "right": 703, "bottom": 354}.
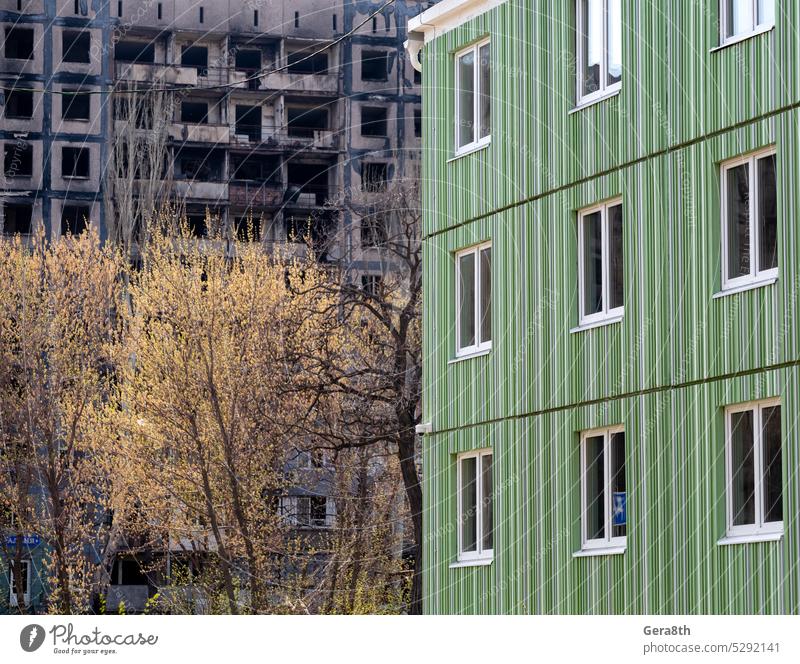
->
{"left": 396, "top": 421, "right": 422, "bottom": 615}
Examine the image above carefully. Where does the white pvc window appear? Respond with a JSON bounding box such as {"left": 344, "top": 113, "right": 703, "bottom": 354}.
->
{"left": 455, "top": 242, "right": 491, "bottom": 357}
{"left": 577, "top": 0, "right": 622, "bottom": 104}
{"left": 580, "top": 427, "right": 626, "bottom": 551}
{"left": 8, "top": 559, "right": 31, "bottom": 606}
{"left": 457, "top": 449, "right": 493, "bottom": 562}
{"left": 454, "top": 39, "right": 490, "bottom": 153}
{"left": 577, "top": 199, "right": 623, "bottom": 326}
{"left": 721, "top": 148, "right": 777, "bottom": 290}
{"left": 721, "top": 0, "right": 775, "bottom": 42}
{"left": 725, "top": 400, "right": 782, "bottom": 539}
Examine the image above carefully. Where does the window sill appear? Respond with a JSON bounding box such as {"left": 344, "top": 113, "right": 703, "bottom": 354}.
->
{"left": 570, "top": 315, "right": 623, "bottom": 334}
{"left": 450, "top": 557, "right": 493, "bottom": 569}
{"left": 717, "top": 531, "right": 783, "bottom": 546}
{"left": 572, "top": 546, "right": 626, "bottom": 558}
{"left": 570, "top": 87, "right": 621, "bottom": 114}
{"left": 713, "top": 276, "right": 777, "bottom": 299}
{"left": 711, "top": 24, "right": 774, "bottom": 52}
{"left": 449, "top": 347, "right": 491, "bottom": 364}
{"left": 448, "top": 138, "right": 491, "bottom": 162}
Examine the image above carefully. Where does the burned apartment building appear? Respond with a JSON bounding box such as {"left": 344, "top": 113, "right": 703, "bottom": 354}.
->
{"left": 1, "top": 0, "right": 426, "bottom": 273}
{"left": 1, "top": 0, "right": 428, "bottom": 613}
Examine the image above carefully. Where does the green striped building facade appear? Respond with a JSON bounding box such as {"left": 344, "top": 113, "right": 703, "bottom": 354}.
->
{"left": 408, "top": 0, "right": 800, "bottom": 613}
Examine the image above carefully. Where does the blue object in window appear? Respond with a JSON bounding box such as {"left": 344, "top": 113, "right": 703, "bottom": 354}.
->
{"left": 612, "top": 491, "right": 626, "bottom": 526}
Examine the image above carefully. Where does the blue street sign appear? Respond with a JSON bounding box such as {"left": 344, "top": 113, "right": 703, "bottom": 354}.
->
{"left": 612, "top": 492, "right": 626, "bottom": 526}
{"left": 4, "top": 535, "right": 41, "bottom": 547}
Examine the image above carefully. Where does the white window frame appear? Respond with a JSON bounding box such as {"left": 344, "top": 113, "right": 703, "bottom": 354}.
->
{"left": 576, "top": 0, "right": 622, "bottom": 106}
{"left": 577, "top": 198, "right": 624, "bottom": 327}
{"left": 456, "top": 448, "right": 493, "bottom": 563}
{"left": 580, "top": 426, "right": 626, "bottom": 552}
{"left": 455, "top": 241, "right": 491, "bottom": 357}
{"left": 724, "top": 398, "right": 783, "bottom": 540}
{"left": 8, "top": 558, "right": 31, "bottom": 607}
{"left": 454, "top": 38, "right": 490, "bottom": 155}
{"left": 720, "top": 0, "right": 775, "bottom": 45}
{"left": 720, "top": 147, "right": 778, "bottom": 291}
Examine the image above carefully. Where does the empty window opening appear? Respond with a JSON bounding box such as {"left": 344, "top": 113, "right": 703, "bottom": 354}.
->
{"left": 5, "top": 89, "right": 33, "bottom": 119}
{"left": 157, "top": 2, "right": 162, "bottom": 20}
{"left": 235, "top": 105, "right": 261, "bottom": 142}
{"left": 361, "top": 50, "right": 388, "bottom": 81}
{"left": 8, "top": 559, "right": 31, "bottom": 605}
{"left": 186, "top": 213, "right": 206, "bottom": 238}
{"left": 361, "top": 212, "right": 388, "bottom": 247}
{"left": 361, "top": 162, "right": 388, "bottom": 192}
{"left": 4, "top": 27, "right": 34, "bottom": 60}
{"left": 372, "top": 16, "right": 377, "bottom": 32}
{"left": 297, "top": 496, "right": 328, "bottom": 527}
{"left": 361, "top": 274, "right": 383, "bottom": 296}
{"left": 286, "top": 161, "right": 329, "bottom": 206}
{"left": 61, "top": 205, "right": 90, "bottom": 234}
{"left": 3, "top": 203, "right": 33, "bottom": 235}
{"left": 231, "top": 154, "right": 280, "bottom": 181}
{"left": 62, "top": 30, "right": 91, "bottom": 64}
{"left": 287, "top": 105, "right": 328, "bottom": 138}
{"left": 114, "top": 40, "right": 155, "bottom": 63}
{"left": 332, "top": 14, "right": 337, "bottom": 31}
{"left": 175, "top": 148, "right": 223, "bottom": 181}
{"left": 287, "top": 50, "right": 328, "bottom": 74}
{"left": 181, "top": 45, "right": 209, "bottom": 76}
{"left": 253, "top": 10, "right": 258, "bottom": 26}
{"left": 74, "top": 0, "right": 79, "bottom": 14}
{"left": 111, "top": 558, "right": 148, "bottom": 586}
{"left": 294, "top": 11, "right": 300, "bottom": 28}
{"left": 234, "top": 216, "right": 262, "bottom": 242}
{"left": 4, "top": 88, "right": 33, "bottom": 119}
{"left": 62, "top": 89, "right": 91, "bottom": 121}
{"left": 181, "top": 101, "right": 209, "bottom": 124}
{"left": 117, "top": 1, "right": 122, "bottom": 17}
{"left": 361, "top": 106, "right": 388, "bottom": 137}
{"left": 235, "top": 49, "right": 261, "bottom": 89}
{"left": 4, "top": 142, "right": 33, "bottom": 177}
{"left": 199, "top": 6, "right": 204, "bottom": 23}
{"left": 414, "top": 107, "right": 422, "bottom": 137}
{"left": 61, "top": 147, "right": 90, "bottom": 178}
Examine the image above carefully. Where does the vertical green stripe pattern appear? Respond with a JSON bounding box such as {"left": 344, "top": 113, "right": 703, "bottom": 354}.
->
{"left": 420, "top": 1, "right": 800, "bottom": 614}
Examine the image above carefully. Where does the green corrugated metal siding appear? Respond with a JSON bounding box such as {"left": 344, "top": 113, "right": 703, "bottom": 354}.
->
{"left": 419, "top": 0, "right": 800, "bottom": 614}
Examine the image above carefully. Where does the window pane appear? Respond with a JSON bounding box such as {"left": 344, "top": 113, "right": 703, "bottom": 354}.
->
{"left": 457, "top": 51, "right": 475, "bottom": 148}
{"left": 460, "top": 456, "right": 477, "bottom": 552}
{"left": 727, "top": 0, "right": 754, "bottom": 37}
{"left": 730, "top": 410, "right": 755, "bottom": 526}
{"left": 481, "top": 454, "right": 493, "bottom": 551}
{"left": 479, "top": 247, "right": 491, "bottom": 344}
{"left": 458, "top": 252, "right": 476, "bottom": 349}
{"left": 479, "top": 43, "right": 490, "bottom": 139}
{"left": 581, "top": 0, "right": 602, "bottom": 96}
{"left": 606, "top": 0, "right": 622, "bottom": 87}
{"left": 757, "top": 0, "right": 774, "bottom": 25}
{"left": 610, "top": 432, "right": 626, "bottom": 538}
{"left": 757, "top": 154, "right": 777, "bottom": 272}
{"left": 608, "top": 204, "right": 624, "bottom": 310}
{"left": 584, "top": 435, "right": 605, "bottom": 541}
{"left": 582, "top": 210, "right": 603, "bottom": 316}
{"left": 762, "top": 405, "right": 782, "bottom": 523}
{"left": 726, "top": 162, "right": 750, "bottom": 279}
